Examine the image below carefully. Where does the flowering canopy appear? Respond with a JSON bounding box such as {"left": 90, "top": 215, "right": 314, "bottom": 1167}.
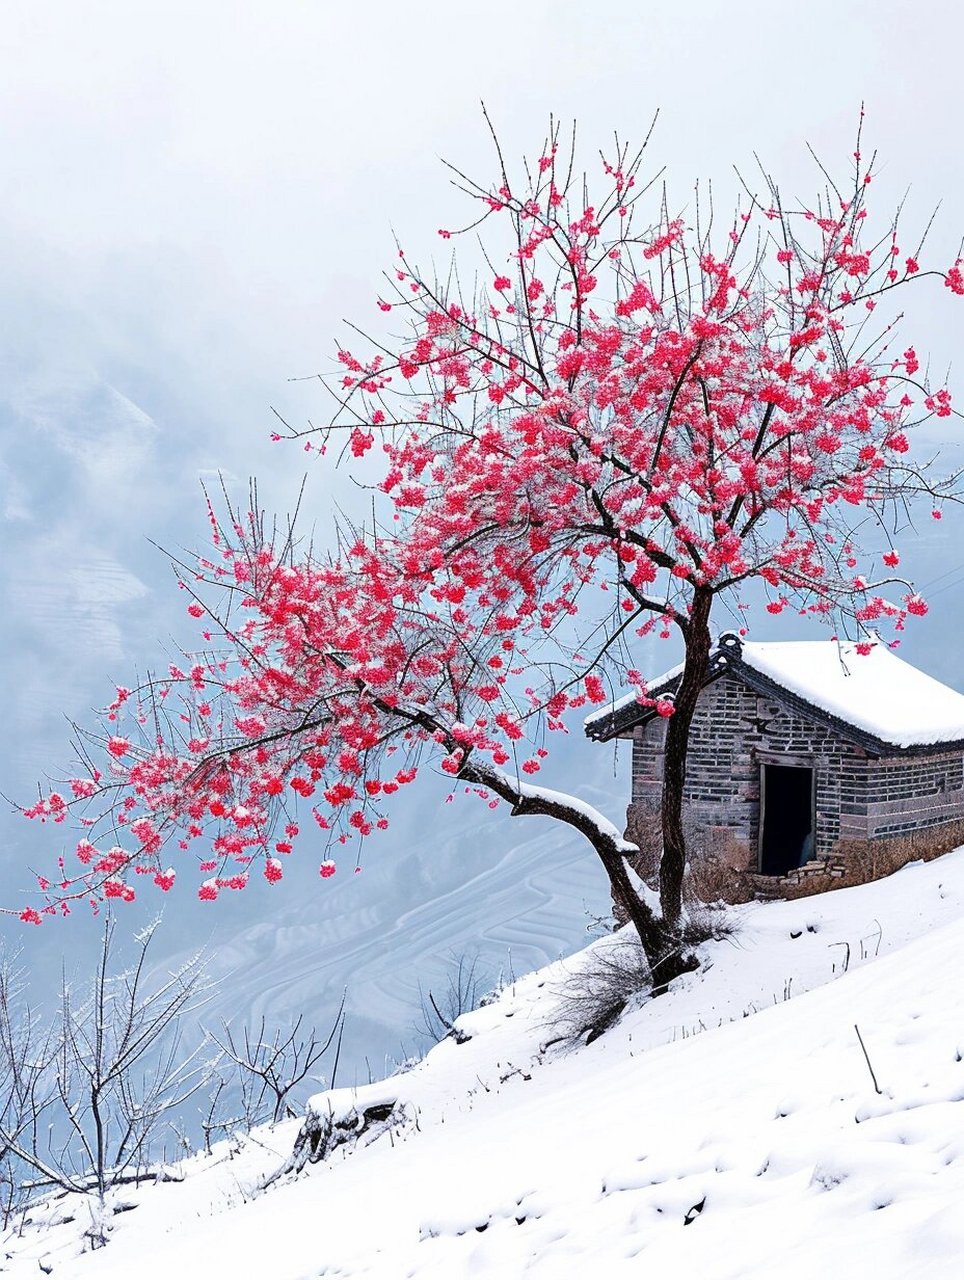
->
{"left": 16, "top": 119, "right": 962, "bottom": 935}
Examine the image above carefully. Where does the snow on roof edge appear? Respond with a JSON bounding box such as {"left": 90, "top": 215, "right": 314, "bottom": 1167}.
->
{"left": 585, "top": 635, "right": 964, "bottom": 751}
{"left": 583, "top": 659, "right": 684, "bottom": 728}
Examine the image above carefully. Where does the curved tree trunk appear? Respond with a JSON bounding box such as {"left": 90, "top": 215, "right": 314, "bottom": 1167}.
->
{"left": 345, "top": 662, "right": 680, "bottom": 984}
{"left": 659, "top": 584, "right": 714, "bottom": 931}
{"left": 460, "top": 760, "right": 673, "bottom": 975}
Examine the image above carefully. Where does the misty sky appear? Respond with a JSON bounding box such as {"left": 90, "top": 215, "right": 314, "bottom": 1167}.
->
{"left": 3, "top": 0, "right": 964, "bottom": 1032}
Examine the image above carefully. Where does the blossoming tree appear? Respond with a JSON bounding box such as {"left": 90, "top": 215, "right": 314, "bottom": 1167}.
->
{"left": 16, "top": 116, "right": 962, "bottom": 987}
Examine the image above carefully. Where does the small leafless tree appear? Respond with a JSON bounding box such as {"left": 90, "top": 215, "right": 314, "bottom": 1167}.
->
{"left": 0, "top": 952, "right": 58, "bottom": 1228}
{"left": 0, "top": 917, "right": 212, "bottom": 1232}
{"left": 206, "top": 997, "right": 346, "bottom": 1135}
{"left": 415, "top": 952, "right": 494, "bottom": 1046}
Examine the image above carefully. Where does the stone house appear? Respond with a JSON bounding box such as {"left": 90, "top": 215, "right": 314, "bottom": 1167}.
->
{"left": 585, "top": 632, "right": 964, "bottom": 895}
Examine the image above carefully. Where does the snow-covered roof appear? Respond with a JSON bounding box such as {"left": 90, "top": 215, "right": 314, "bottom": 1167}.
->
{"left": 585, "top": 634, "right": 964, "bottom": 754}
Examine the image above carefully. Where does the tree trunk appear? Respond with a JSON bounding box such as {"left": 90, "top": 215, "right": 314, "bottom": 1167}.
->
{"left": 359, "top": 679, "right": 684, "bottom": 989}
{"left": 459, "top": 760, "right": 672, "bottom": 976}
{"left": 659, "top": 584, "right": 714, "bottom": 930}
{"left": 599, "top": 847, "right": 670, "bottom": 971}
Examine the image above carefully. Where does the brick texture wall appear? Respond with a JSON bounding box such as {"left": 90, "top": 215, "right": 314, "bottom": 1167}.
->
{"left": 629, "top": 671, "right": 964, "bottom": 875}
{"left": 865, "top": 755, "right": 964, "bottom": 838}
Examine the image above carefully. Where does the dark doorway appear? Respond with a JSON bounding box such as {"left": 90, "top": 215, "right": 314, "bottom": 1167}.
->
{"left": 760, "top": 764, "right": 815, "bottom": 876}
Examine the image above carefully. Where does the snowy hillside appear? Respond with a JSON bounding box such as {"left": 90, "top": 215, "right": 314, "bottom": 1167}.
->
{"left": 7, "top": 852, "right": 964, "bottom": 1279}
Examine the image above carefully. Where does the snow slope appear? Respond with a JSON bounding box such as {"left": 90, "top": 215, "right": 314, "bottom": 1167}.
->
{"left": 7, "top": 852, "right": 964, "bottom": 1279}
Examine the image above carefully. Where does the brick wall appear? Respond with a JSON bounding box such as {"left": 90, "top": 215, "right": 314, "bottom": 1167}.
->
{"left": 629, "top": 670, "right": 964, "bottom": 874}
{"left": 865, "top": 754, "right": 964, "bottom": 837}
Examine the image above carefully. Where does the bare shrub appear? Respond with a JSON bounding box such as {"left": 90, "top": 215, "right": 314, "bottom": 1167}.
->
{"left": 544, "top": 936, "right": 652, "bottom": 1048}
{"left": 685, "top": 853, "right": 755, "bottom": 906}
{"left": 838, "top": 823, "right": 964, "bottom": 882}
{"left": 546, "top": 903, "right": 737, "bottom": 1048}
{"left": 0, "top": 952, "right": 57, "bottom": 1229}
{"left": 679, "top": 902, "right": 739, "bottom": 949}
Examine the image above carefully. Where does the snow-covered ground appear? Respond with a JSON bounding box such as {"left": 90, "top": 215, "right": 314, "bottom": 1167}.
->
{"left": 6, "top": 851, "right": 964, "bottom": 1279}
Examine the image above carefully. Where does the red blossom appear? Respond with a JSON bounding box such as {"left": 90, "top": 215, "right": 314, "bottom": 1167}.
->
{"left": 945, "top": 260, "right": 964, "bottom": 295}
{"left": 350, "top": 428, "right": 375, "bottom": 457}
{"left": 925, "top": 389, "right": 953, "bottom": 418}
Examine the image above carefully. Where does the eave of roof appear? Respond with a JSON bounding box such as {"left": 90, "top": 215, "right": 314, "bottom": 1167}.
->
{"left": 583, "top": 652, "right": 724, "bottom": 744}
